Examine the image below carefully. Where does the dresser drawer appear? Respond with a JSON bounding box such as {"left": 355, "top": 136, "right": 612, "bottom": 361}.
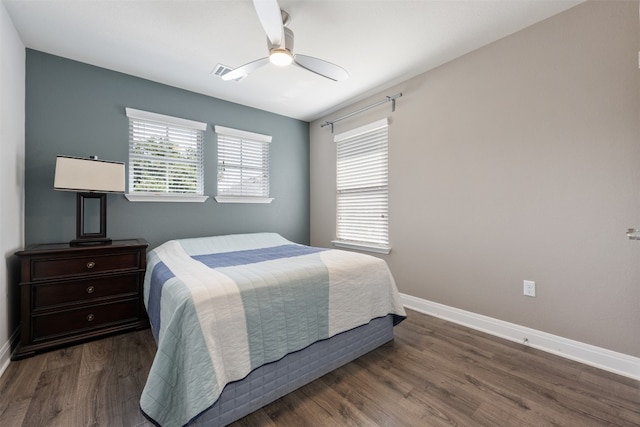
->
{"left": 32, "top": 274, "right": 139, "bottom": 310}
{"left": 31, "top": 252, "right": 141, "bottom": 280}
{"left": 32, "top": 298, "right": 140, "bottom": 342}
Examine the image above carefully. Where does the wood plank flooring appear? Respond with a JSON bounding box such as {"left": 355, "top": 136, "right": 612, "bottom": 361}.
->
{"left": 1, "top": 309, "right": 638, "bottom": 426}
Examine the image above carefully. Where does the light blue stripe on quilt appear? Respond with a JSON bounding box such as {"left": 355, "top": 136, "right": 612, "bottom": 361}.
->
{"left": 218, "top": 252, "right": 330, "bottom": 369}
{"left": 141, "top": 280, "right": 221, "bottom": 427}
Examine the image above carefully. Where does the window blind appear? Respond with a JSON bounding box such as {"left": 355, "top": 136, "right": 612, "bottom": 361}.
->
{"left": 335, "top": 118, "right": 389, "bottom": 249}
{"left": 126, "top": 108, "right": 206, "bottom": 196}
{"left": 215, "top": 125, "right": 271, "bottom": 199}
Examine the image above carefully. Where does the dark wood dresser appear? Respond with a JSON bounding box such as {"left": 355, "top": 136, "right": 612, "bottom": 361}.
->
{"left": 13, "top": 239, "right": 149, "bottom": 360}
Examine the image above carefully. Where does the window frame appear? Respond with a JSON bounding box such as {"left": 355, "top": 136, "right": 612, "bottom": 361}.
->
{"left": 332, "top": 118, "right": 390, "bottom": 254}
{"left": 214, "top": 125, "right": 273, "bottom": 204}
{"left": 125, "top": 108, "right": 208, "bottom": 203}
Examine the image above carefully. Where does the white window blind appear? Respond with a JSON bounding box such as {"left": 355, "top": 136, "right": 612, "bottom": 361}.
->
{"left": 334, "top": 118, "right": 389, "bottom": 252}
{"left": 215, "top": 125, "right": 272, "bottom": 202}
{"left": 126, "top": 108, "right": 206, "bottom": 197}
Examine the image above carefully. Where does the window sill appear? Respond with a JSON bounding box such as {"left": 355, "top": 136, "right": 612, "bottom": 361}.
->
{"left": 125, "top": 194, "right": 209, "bottom": 203}
{"left": 331, "top": 240, "right": 391, "bottom": 254}
{"left": 215, "top": 196, "right": 274, "bottom": 204}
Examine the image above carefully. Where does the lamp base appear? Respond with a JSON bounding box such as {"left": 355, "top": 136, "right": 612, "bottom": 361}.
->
{"left": 70, "top": 237, "right": 113, "bottom": 246}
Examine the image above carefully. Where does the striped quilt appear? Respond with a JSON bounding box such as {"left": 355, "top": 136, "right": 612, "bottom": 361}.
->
{"left": 140, "top": 233, "right": 406, "bottom": 426}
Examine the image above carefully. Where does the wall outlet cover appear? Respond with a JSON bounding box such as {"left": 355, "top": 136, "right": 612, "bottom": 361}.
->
{"left": 524, "top": 280, "right": 536, "bottom": 297}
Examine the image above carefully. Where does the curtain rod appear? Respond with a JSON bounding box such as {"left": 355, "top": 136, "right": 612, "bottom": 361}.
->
{"left": 321, "top": 93, "right": 403, "bottom": 133}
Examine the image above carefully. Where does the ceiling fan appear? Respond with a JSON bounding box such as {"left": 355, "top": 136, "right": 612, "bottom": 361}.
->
{"left": 221, "top": 0, "right": 349, "bottom": 82}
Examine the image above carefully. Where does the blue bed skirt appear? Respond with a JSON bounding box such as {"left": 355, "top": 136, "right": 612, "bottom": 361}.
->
{"left": 188, "top": 314, "right": 395, "bottom": 426}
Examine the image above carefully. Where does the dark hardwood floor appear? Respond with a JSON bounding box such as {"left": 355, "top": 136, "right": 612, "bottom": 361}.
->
{"left": 1, "top": 309, "right": 638, "bottom": 426}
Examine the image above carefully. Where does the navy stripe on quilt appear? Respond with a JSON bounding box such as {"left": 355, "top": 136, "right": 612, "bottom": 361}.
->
{"left": 148, "top": 261, "right": 175, "bottom": 341}
{"left": 192, "top": 244, "right": 327, "bottom": 268}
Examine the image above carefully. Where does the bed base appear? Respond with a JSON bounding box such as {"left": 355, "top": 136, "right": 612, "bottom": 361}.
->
{"left": 188, "top": 315, "right": 394, "bottom": 426}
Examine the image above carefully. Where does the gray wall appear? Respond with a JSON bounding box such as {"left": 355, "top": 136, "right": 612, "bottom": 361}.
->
{"left": 1, "top": 1, "right": 25, "bottom": 369}
{"left": 25, "top": 50, "right": 310, "bottom": 249}
{"left": 311, "top": 1, "right": 640, "bottom": 358}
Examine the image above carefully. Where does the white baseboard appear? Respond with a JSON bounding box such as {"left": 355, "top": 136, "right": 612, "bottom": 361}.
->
{"left": 0, "top": 328, "right": 19, "bottom": 379}
{"left": 400, "top": 293, "right": 640, "bottom": 381}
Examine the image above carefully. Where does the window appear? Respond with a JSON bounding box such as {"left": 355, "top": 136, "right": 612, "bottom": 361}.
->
{"left": 125, "top": 108, "right": 207, "bottom": 202}
{"left": 214, "top": 125, "right": 273, "bottom": 203}
{"left": 333, "top": 118, "right": 390, "bottom": 254}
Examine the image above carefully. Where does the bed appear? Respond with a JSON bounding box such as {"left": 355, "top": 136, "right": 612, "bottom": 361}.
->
{"left": 140, "top": 233, "right": 406, "bottom": 426}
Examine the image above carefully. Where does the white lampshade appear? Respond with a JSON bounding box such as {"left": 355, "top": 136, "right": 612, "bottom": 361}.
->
{"left": 54, "top": 155, "right": 125, "bottom": 193}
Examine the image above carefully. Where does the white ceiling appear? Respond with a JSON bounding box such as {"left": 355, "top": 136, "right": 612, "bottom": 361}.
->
{"left": 3, "top": 0, "right": 583, "bottom": 122}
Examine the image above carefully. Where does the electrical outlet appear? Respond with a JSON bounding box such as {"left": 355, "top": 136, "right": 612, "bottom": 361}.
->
{"left": 523, "top": 280, "right": 536, "bottom": 297}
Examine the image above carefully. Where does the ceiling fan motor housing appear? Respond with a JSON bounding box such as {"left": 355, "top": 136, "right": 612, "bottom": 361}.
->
{"left": 268, "top": 26, "right": 294, "bottom": 54}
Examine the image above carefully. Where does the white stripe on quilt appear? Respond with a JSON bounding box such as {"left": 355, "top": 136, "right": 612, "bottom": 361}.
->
{"left": 174, "top": 232, "right": 291, "bottom": 256}
{"left": 321, "top": 249, "right": 405, "bottom": 336}
{"left": 156, "top": 240, "right": 251, "bottom": 390}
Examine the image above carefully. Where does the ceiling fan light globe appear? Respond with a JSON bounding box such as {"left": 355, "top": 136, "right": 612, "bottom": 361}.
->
{"left": 269, "top": 49, "right": 293, "bottom": 66}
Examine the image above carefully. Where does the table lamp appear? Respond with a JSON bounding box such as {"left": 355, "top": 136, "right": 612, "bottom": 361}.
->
{"left": 53, "top": 155, "right": 125, "bottom": 245}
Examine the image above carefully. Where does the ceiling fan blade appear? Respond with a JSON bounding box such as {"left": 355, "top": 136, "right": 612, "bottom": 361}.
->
{"left": 221, "top": 57, "right": 270, "bottom": 81}
{"left": 293, "top": 54, "right": 349, "bottom": 82}
{"left": 252, "top": 0, "right": 284, "bottom": 47}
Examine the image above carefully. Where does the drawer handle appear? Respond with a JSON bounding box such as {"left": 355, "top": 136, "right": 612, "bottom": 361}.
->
{"left": 86, "top": 261, "right": 96, "bottom": 269}
{"left": 86, "top": 286, "right": 95, "bottom": 294}
{"left": 87, "top": 313, "right": 95, "bottom": 322}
